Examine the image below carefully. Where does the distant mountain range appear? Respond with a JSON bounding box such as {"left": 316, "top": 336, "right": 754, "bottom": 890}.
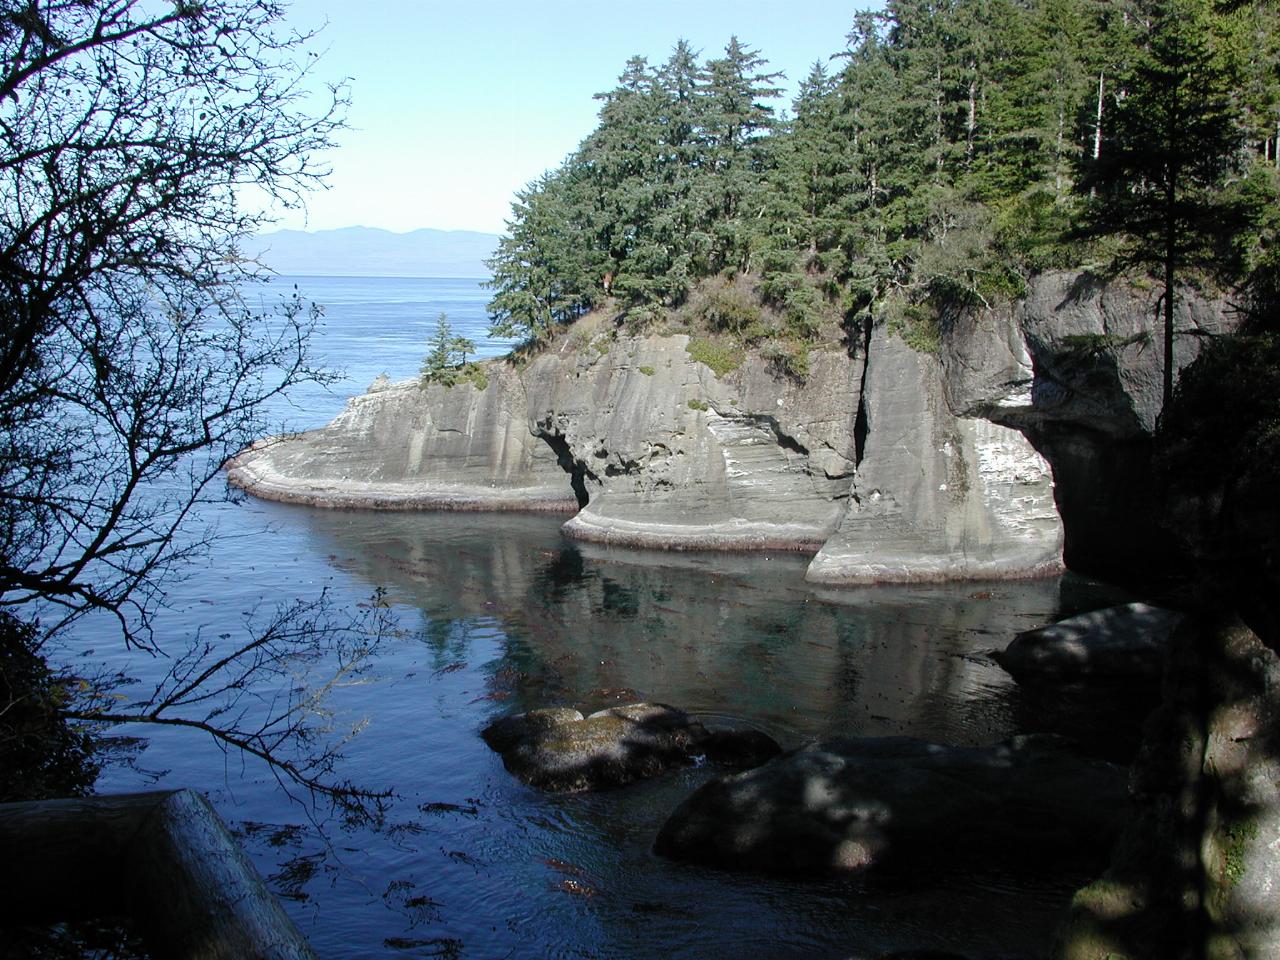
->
{"left": 248, "top": 226, "right": 501, "bottom": 279}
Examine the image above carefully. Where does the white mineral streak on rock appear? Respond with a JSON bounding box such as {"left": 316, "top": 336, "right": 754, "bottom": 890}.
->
{"left": 805, "top": 325, "right": 1064, "bottom": 584}
{"left": 229, "top": 273, "right": 1228, "bottom": 581}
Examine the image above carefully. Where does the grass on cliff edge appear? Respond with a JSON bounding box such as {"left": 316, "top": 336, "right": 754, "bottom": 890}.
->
{"left": 526, "top": 273, "right": 839, "bottom": 381}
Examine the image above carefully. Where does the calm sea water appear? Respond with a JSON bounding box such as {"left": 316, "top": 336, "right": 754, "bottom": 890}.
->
{"left": 75, "top": 276, "right": 1141, "bottom": 960}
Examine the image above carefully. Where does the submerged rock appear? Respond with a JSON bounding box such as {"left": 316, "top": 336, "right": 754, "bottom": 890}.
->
{"left": 654, "top": 735, "right": 1126, "bottom": 877}
{"left": 481, "top": 703, "right": 780, "bottom": 792}
{"left": 993, "top": 602, "right": 1184, "bottom": 683}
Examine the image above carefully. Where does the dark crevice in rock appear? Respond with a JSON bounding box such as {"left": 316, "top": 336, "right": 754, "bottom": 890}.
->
{"left": 603, "top": 457, "right": 642, "bottom": 477}
{"left": 534, "top": 420, "right": 598, "bottom": 509}
{"left": 854, "top": 316, "right": 873, "bottom": 467}
{"left": 742, "top": 414, "right": 808, "bottom": 457}
{"left": 1019, "top": 420, "right": 1187, "bottom": 585}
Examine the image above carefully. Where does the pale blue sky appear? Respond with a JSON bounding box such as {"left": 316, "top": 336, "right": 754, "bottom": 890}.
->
{"left": 269, "top": 1, "right": 874, "bottom": 235}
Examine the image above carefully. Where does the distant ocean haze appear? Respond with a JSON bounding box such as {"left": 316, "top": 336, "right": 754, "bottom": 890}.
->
{"left": 241, "top": 274, "right": 510, "bottom": 433}
{"left": 250, "top": 226, "right": 501, "bottom": 279}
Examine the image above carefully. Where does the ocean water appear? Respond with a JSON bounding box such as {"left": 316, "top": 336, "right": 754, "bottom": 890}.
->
{"left": 72, "top": 276, "right": 1142, "bottom": 959}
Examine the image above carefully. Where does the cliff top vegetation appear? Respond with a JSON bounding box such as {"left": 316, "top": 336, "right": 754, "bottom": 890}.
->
{"left": 485, "top": 0, "right": 1280, "bottom": 388}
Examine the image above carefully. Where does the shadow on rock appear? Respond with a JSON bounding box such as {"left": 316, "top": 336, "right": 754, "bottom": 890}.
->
{"left": 654, "top": 735, "right": 1127, "bottom": 878}
{"left": 481, "top": 703, "right": 781, "bottom": 792}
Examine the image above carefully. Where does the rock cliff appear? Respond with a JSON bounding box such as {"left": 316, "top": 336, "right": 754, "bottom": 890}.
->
{"left": 227, "top": 271, "right": 1229, "bottom": 584}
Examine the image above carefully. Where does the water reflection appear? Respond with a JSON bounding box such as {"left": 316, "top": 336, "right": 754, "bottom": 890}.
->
{"left": 100, "top": 500, "right": 1144, "bottom": 959}
{"left": 296, "top": 506, "right": 1133, "bottom": 752}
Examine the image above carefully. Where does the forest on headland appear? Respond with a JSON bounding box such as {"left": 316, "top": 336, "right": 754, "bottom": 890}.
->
{"left": 5, "top": 1, "right": 1280, "bottom": 956}
{"left": 486, "top": 0, "right": 1280, "bottom": 395}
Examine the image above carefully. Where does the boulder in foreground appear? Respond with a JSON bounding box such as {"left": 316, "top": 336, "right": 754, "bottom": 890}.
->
{"left": 481, "top": 703, "right": 781, "bottom": 792}
{"left": 993, "top": 602, "right": 1184, "bottom": 683}
{"left": 654, "top": 735, "right": 1127, "bottom": 877}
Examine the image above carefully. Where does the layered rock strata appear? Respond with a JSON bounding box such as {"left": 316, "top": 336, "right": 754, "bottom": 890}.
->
{"left": 806, "top": 326, "right": 1062, "bottom": 584}
{"left": 227, "top": 272, "right": 1228, "bottom": 583}
{"left": 229, "top": 332, "right": 866, "bottom": 552}
{"left": 227, "top": 360, "right": 575, "bottom": 511}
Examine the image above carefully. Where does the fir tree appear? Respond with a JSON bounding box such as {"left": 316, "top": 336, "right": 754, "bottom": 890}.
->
{"left": 1075, "top": 0, "right": 1253, "bottom": 410}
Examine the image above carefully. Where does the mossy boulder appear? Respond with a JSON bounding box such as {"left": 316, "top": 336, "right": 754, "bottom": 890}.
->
{"left": 481, "top": 703, "right": 780, "bottom": 792}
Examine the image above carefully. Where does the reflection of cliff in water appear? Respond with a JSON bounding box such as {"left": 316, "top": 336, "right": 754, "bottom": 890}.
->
{"left": 295, "top": 507, "right": 1137, "bottom": 752}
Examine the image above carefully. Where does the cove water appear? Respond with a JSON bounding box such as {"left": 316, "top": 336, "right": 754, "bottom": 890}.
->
{"left": 76, "top": 275, "right": 1140, "bottom": 959}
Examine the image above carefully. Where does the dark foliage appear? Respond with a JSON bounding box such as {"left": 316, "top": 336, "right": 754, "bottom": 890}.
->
{"left": 0, "top": 612, "right": 97, "bottom": 803}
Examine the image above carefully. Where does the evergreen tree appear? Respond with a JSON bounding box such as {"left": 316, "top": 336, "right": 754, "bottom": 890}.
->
{"left": 581, "top": 56, "right": 662, "bottom": 292}
{"left": 485, "top": 170, "right": 597, "bottom": 343}
{"left": 1075, "top": 0, "right": 1253, "bottom": 410}
{"left": 421, "top": 313, "right": 476, "bottom": 387}
{"left": 766, "top": 61, "right": 842, "bottom": 266}
{"left": 699, "top": 37, "right": 784, "bottom": 274}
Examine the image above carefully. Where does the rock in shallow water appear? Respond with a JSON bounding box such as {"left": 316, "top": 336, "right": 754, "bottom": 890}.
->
{"left": 481, "top": 703, "right": 781, "bottom": 792}
{"left": 993, "top": 602, "right": 1184, "bottom": 683}
{"left": 653, "top": 735, "right": 1127, "bottom": 877}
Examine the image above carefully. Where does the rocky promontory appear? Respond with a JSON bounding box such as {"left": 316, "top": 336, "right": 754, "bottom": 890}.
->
{"left": 227, "top": 272, "right": 1229, "bottom": 584}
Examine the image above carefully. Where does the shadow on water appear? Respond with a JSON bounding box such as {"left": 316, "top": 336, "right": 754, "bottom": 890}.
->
{"left": 116, "top": 500, "right": 1152, "bottom": 959}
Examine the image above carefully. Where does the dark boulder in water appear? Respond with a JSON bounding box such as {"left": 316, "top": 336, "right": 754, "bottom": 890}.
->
{"left": 993, "top": 602, "right": 1183, "bottom": 683}
{"left": 481, "top": 702, "right": 781, "bottom": 792}
{"left": 654, "top": 735, "right": 1127, "bottom": 877}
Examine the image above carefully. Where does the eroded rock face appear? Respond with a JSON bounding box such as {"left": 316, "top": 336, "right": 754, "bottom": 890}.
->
{"left": 654, "top": 735, "right": 1127, "bottom": 877}
{"left": 226, "top": 363, "right": 575, "bottom": 511}
{"left": 229, "top": 330, "right": 864, "bottom": 550}
{"left": 481, "top": 703, "right": 781, "bottom": 792}
{"left": 526, "top": 333, "right": 861, "bottom": 551}
{"left": 994, "top": 603, "right": 1184, "bottom": 683}
{"left": 227, "top": 272, "right": 1230, "bottom": 584}
{"left": 942, "top": 271, "right": 1232, "bottom": 579}
{"left": 807, "top": 326, "right": 1063, "bottom": 584}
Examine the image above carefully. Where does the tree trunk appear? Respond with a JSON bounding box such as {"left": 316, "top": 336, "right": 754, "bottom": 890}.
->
{"left": 0, "top": 789, "right": 317, "bottom": 960}
{"left": 1094, "top": 71, "right": 1106, "bottom": 161}
{"left": 1164, "top": 229, "right": 1176, "bottom": 414}
{"left": 966, "top": 76, "right": 978, "bottom": 165}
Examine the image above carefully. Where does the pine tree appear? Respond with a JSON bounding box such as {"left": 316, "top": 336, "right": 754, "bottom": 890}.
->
{"left": 1076, "top": 0, "right": 1252, "bottom": 410}
{"left": 699, "top": 37, "right": 783, "bottom": 274}
{"left": 485, "top": 170, "right": 597, "bottom": 343}
{"left": 766, "top": 61, "right": 842, "bottom": 266}
{"left": 421, "top": 312, "right": 477, "bottom": 387}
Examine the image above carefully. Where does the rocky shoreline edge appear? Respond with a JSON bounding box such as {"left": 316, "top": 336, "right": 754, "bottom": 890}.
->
{"left": 224, "top": 271, "right": 1230, "bottom": 584}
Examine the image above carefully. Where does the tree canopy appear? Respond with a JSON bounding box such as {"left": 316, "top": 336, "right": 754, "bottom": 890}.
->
{"left": 485, "top": 1, "right": 1280, "bottom": 379}
{"left": 0, "top": 0, "right": 389, "bottom": 811}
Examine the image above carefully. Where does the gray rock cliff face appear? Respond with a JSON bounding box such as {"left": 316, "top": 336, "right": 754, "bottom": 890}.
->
{"left": 227, "top": 362, "right": 574, "bottom": 510}
{"left": 940, "top": 271, "right": 1232, "bottom": 578}
{"left": 806, "top": 325, "right": 1063, "bottom": 584}
{"left": 227, "top": 271, "right": 1229, "bottom": 583}
{"left": 526, "top": 333, "right": 861, "bottom": 550}
{"left": 230, "top": 331, "right": 867, "bottom": 552}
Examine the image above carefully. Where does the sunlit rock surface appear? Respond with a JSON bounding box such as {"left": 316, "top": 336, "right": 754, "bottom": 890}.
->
{"left": 806, "top": 326, "right": 1063, "bottom": 584}
{"left": 228, "top": 272, "right": 1229, "bottom": 583}
{"left": 226, "top": 363, "right": 574, "bottom": 511}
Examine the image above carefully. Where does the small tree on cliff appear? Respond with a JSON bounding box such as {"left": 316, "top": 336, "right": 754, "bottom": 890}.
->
{"left": 421, "top": 312, "right": 477, "bottom": 387}
{"left": 1074, "top": 0, "right": 1251, "bottom": 412}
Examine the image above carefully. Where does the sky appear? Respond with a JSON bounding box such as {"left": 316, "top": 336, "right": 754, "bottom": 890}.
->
{"left": 266, "top": 1, "right": 874, "bottom": 236}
